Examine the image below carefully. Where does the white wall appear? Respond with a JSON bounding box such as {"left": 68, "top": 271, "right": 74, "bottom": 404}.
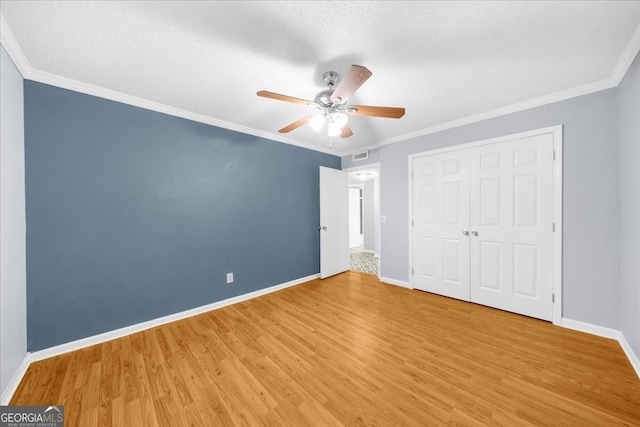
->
{"left": 0, "top": 44, "right": 27, "bottom": 399}
{"left": 618, "top": 51, "right": 640, "bottom": 360}
{"left": 348, "top": 88, "right": 621, "bottom": 329}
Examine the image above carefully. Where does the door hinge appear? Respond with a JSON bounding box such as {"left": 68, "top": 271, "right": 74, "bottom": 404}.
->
{"left": 553, "top": 150, "right": 556, "bottom": 161}
{"left": 411, "top": 170, "right": 414, "bottom": 178}
{"left": 412, "top": 268, "right": 414, "bottom": 276}
{"left": 552, "top": 293, "right": 555, "bottom": 303}
{"left": 412, "top": 219, "right": 414, "bottom": 227}
{"left": 552, "top": 222, "right": 556, "bottom": 232}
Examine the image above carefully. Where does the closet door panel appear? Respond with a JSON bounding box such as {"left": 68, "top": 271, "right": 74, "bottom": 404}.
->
{"left": 411, "top": 130, "right": 555, "bottom": 321}
{"left": 469, "top": 133, "right": 554, "bottom": 321}
{"left": 412, "top": 152, "right": 470, "bottom": 301}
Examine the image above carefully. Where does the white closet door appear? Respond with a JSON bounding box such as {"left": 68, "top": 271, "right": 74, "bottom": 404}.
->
{"left": 412, "top": 151, "right": 470, "bottom": 301}
{"left": 469, "top": 133, "right": 555, "bottom": 320}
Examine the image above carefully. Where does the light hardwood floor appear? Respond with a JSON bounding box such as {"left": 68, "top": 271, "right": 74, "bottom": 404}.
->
{"left": 10, "top": 271, "right": 640, "bottom": 426}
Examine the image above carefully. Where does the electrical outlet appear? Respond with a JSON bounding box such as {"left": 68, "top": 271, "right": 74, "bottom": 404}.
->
{"left": 226, "top": 272, "right": 234, "bottom": 283}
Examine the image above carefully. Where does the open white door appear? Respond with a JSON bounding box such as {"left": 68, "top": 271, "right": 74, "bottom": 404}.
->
{"left": 320, "top": 166, "right": 349, "bottom": 279}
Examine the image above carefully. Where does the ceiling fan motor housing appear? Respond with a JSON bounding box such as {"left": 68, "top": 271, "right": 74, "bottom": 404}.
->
{"left": 316, "top": 71, "right": 341, "bottom": 106}
{"left": 322, "top": 71, "right": 340, "bottom": 87}
{"left": 315, "top": 90, "right": 335, "bottom": 107}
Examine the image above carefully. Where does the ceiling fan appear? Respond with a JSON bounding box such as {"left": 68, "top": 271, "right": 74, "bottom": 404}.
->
{"left": 257, "top": 65, "right": 405, "bottom": 138}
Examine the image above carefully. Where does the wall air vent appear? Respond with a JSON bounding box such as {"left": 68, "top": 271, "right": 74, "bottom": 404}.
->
{"left": 352, "top": 151, "right": 369, "bottom": 161}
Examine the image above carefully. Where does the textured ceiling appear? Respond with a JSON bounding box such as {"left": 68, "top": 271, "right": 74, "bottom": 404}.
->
{"left": 2, "top": 1, "right": 640, "bottom": 155}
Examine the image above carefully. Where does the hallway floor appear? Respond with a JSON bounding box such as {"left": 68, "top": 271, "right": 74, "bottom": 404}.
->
{"left": 349, "top": 246, "right": 378, "bottom": 275}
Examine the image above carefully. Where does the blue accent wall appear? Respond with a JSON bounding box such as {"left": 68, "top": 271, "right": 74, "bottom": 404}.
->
{"left": 24, "top": 81, "right": 340, "bottom": 351}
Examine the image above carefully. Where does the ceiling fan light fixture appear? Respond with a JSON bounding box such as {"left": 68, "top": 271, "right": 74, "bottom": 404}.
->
{"left": 258, "top": 64, "right": 405, "bottom": 140}
{"left": 309, "top": 114, "right": 326, "bottom": 132}
{"left": 331, "top": 112, "right": 348, "bottom": 128}
{"left": 327, "top": 121, "right": 342, "bottom": 136}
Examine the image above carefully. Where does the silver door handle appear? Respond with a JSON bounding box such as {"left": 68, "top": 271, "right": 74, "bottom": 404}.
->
{"left": 319, "top": 226, "right": 327, "bottom": 231}
{"left": 471, "top": 230, "right": 478, "bottom": 236}
{"left": 462, "top": 230, "right": 469, "bottom": 236}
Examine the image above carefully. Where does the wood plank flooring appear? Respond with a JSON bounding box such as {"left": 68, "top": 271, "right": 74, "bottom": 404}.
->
{"left": 10, "top": 271, "right": 640, "bottom": 426}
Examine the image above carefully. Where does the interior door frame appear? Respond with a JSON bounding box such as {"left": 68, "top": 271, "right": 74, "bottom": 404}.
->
{"left": 344, "top": 163, "right": 381, "bottom": 278}
{"left": 349, "top": 183, "right": 364, "bottom": 248}
{"left": 408, "top": 125, "right": 563, "bottom": 325}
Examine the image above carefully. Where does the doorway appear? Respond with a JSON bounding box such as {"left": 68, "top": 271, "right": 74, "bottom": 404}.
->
{"left": 346, "top": 165, "right": 380, "bottom": 276}
{"left": 349, "top": 185, "right": 364, "bottom": 248}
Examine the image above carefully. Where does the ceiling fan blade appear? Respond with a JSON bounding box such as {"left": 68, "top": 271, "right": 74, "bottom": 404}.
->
{"left": 348, "top": 105, "right": 406, "bottom": 119}
{"left": 278, "top": 116, "right": 311, "bottom": 133}
{"left": 340, "top": 124, "right": 354, "bottom": 138}
{"left": 257, "top": 90, "right": 313, "bottom": 105}
{"left": 330, "top": 65, "right": 372, "bottom": 104}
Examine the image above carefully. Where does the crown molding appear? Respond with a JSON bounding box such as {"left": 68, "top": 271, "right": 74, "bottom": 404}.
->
{"left": 26, "top": 69, "right": 337, "bottom": 156}
{"left": 611, "top": 20, "right": 640, "bottom": 85}
{"left": 3, "top": 12, "right": 640, "bottom": 155}
{"left": 0, "top": 14, "right": 31, "bottom": 78}
{"left": 378, "top": 22, "right": 640, "bottom": 147}
{"left": 377, "top": 77, "right": 617, "bottom": 147}
{"left": 1, "top": 13, "right": 338, "bottom": 156}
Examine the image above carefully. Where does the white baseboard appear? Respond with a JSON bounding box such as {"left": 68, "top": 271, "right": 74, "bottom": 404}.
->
{"left": 618, "top": 333, "right": 640, "bottom": 379}
{"left": 30, "top": 274, "right": 317, "bottom": 363}
{"left": 561, "top": 318, "right": 621, "bottom": 340}
{"left": 379, "top": 276, "right": 412, "bottom": 289}
{"left": 4, "top": 278, "right": 637, "bottom": 405}
{"left": 1, "top": 274, "right": 318, "bottom": 404}
{"left": 562, "top": 317, "right": 640, "bottom": 379}
{"left": 0, "top": 353, "right": 32, "bottom": 405}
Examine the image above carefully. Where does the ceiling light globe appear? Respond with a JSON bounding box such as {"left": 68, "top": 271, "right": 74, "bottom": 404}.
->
{"left": 331, "top": 112, "right": 348, "bottom": 128}
{"left": 309, "top": 114, "right": 325, "bottom": 132}
{"left": 328, "top": 122, "right": 342, "bottom": 136}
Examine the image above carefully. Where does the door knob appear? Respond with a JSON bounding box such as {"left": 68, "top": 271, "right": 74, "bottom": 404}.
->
{"left": 471, "top": 230, "right": 479, "bottom": 236}
{"left": 319, "top": 226, "right": 327, "bottom": 231}
{"left": 462, "top": 230, "right": 469, "bottom": 236}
